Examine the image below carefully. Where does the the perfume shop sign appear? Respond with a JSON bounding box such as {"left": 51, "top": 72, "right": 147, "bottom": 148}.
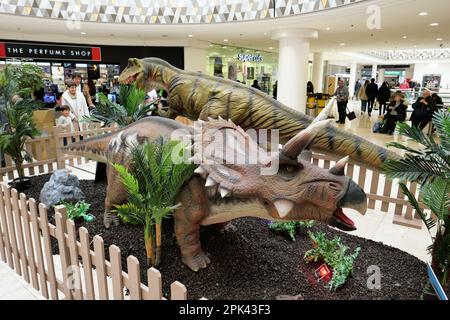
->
{"left": 0, "top": 42, "right": 102, "bottom": 61}
{"left": 237, "top": 53, "right": 263, "bottom": 63}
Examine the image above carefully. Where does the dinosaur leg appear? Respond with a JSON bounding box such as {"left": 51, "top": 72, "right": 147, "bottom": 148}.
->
{"left": 174, "top": 176, "right": 210, "bottom": 272}
{"left": 104, "top": 165, "right": 126, "bottom": 229}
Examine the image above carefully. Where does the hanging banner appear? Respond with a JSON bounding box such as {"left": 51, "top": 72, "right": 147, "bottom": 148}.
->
{"left": 0, "top": 42, "right": 101, "bottom": 61}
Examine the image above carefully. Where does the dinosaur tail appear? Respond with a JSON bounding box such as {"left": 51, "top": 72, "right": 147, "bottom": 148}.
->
{"left": 310, "top": 125, "right": 401, "bottom": 170}
{"left": 61, "top": 132, "right": 114, "bottom": 163}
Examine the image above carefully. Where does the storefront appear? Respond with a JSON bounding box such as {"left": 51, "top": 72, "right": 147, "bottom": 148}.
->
{"left": 206, "top": 44, "right": 278, "bottom": 95}
{"left": 0, "top": 40, "right": 184, "bottom": 105}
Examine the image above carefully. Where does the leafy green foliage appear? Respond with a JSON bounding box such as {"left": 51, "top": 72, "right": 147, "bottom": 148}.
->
{"left": 112, "top": 138, "right": 195, "bottom": 265}
{"left": 86, "top": 84, "right": 155, "bottom": 127}
{"left": 304, "top": 232, "right": 360, "bottom": 291}
{"left": 0, "top": 65, "right": 41, "bottom": 180}
{"left": 382, "top": 110, "right": 450, "bottom": 287}
{"left": 269, "top": 220, "right": 315, "bottom": 241}
{"left": 0, "top": 63, "right": 44, "bottom": 98}
{"left": 59, "top": 200, "right": 93, "bottom": 222}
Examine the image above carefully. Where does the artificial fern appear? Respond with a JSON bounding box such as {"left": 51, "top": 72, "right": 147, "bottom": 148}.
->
{"left": 383, "top": 110, "right": 450, "bottom": 287}
{"left": 112, "top": 138, "right": 195, "bottom": 266}
{"left": 85, "top": 83, "right": 154, "bottom": 127}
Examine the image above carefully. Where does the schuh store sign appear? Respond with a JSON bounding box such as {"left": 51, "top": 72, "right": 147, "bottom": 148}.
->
{"left": 0, "top": 42, "right": 102, "bottom": 61}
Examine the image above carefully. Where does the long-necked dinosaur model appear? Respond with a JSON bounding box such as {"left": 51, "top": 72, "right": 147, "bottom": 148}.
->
{"left": 64, "top": 117, "right": 367, "bottom": 271}
{"left": 118, "top": 57, "right": 400, "bottom": 170}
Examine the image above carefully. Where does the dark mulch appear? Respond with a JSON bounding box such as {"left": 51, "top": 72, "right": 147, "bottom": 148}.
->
{"left": 24, "top": 174, "right": 429, "bottom": 300}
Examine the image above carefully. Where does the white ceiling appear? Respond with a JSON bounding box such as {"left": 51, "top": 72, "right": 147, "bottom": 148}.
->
{"left": 0, "top": 0, "right": 449, "bottom": 56}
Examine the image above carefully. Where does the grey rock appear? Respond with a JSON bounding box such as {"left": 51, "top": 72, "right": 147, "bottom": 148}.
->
{"left": 40, "top": 169, "right": 85, "bottom": 207}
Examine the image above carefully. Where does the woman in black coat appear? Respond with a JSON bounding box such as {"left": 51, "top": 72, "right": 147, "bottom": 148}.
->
{"left": 380, "top": 92, "right": 407, "bottom": 135}
{"left": 377, "top": 81, "right": 392, "bottom": 115}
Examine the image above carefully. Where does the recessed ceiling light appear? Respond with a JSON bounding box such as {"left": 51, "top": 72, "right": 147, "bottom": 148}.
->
{"left": 81, "top": 32, "right": 86, "bottom": 35}
{"left": 263, "top": 32, "right": 267, "bottom": 36}
{"left": 436, "top": 38, "right": 443, "bottom": 41}
{"left": 418, "top": 12, "right": 428, "bottom": 16}
{"left": 402, "top": 35, "right": 407, "bottom": 39}
{"left": 326, "top": 27, "right": 331, "bottom": 31}
{"left": 209, "top": 44, "right": 214, "bottom": 47}
{"left": 268, "top": 47, "right": 273, "bottom": 50}
{"left": 188, "top": 34, "right": 193, "bottom": 37}
{"left": 223, "top": 39, "right": 229, "bottom": 42}
{"left": 430, "top": 23, "right": 439, "bottom": 26}
{"left": 340, "top": 43, "right": 345, "bottom": 46}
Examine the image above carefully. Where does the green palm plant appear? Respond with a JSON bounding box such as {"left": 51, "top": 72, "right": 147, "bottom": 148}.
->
{"left": 112, "top": 138, "right": 195, "bottom": 266}
{"left": 0, "top": 65, "right": 41, "bottom": 186}
{"left": 86, "top": 84, "right": 155, "bottom": 127}
{"left": 382, "top": 110, "right": 450, "bottom": 288}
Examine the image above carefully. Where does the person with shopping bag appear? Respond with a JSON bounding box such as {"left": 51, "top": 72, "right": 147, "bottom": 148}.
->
{"left": 334, "top": 80, "right": 349, "bottom": 124}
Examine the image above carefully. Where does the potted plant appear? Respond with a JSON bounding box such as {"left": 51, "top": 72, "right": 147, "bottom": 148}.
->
{"left": 382, "top": 110, "right": 449, "bottom": 297}
{"left": 0, "top": 65, "right": 42, "bottom": 191}
{"left": 113, "top": 138, "right": 195, "bottom": 266}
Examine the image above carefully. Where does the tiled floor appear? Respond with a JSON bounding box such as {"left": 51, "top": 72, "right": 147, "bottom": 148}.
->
{"left": 0, "top": 104, "right": 434, "bottom": 298}
{"left": 0, "top": 261, "right": 44, "bottom": 300}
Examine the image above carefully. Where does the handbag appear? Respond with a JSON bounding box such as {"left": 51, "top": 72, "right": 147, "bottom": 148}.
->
{"left": 374, "top": 101, "right": 379, "bottom": 110}
{"left": 346, "top": 107, "right": 356, "bottom": 121}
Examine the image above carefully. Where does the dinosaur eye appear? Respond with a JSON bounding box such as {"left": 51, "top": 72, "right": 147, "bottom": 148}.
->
{"left": 286, "top": 166, "right": 294, "bottom": 172}
{"left": 279, "top": 164, "right": 300, "bottom": 177}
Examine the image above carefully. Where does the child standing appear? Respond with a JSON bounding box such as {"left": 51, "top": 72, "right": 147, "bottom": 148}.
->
{"left": 56, "top": 105, "right": 76, "bottom": 145}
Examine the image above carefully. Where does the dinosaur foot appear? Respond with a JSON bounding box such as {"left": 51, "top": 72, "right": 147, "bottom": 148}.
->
{"left": 103, "top": 212, "right": 120, "bottom": 229}
{"left": 182, "top": 251, "right": 211, "bottom": 272}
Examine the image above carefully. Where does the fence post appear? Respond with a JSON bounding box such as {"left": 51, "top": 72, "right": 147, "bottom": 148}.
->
{"left": 53, "top": 126, "right": 65, "bottom": 169}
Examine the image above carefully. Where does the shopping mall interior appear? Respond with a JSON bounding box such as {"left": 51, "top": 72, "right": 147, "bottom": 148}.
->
{"left": 0, "top": 0, "right": 449, "bottom": 304}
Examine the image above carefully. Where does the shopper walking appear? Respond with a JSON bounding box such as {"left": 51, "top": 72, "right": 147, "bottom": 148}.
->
{"left": 307, "top": 81, "right": 314, "bottom": 95}
{"left": 272, "top": 81, "right": 278, "bottom": 100}
{"left": 359, "top": 80, "right": 369, "bottom": 115}
{"left": 334, "top": 80, "right": 349, "bottom": 124}
{"left": 410, "top": 89, "right": 436, "bottom": 130}
{"left": 354, "top": 80, "right": 362, "bottom": 101}
{"left": 377, "top": 81, "right": 391, "bottom": 115}
{"left": 62, "top": 80, "right": 90, "bottom": 131}
{"left": 365, "top": 78, "right": 378, "bottom": 117}
{"left": 251, "top": 80, "right": 261, "bottom": 90}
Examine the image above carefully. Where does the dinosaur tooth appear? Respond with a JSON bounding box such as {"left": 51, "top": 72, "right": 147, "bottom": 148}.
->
{"left": 219, "top": 187, "right": 231, "bottom": 198}
{"left": 273, "top": 200, "right": 295, "bottom": 218}
{"left": 205, "top": 176, "right": 216, "bottom": 187}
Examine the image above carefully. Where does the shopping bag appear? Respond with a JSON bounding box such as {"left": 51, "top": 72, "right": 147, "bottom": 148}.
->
{"left": 374, "top": 101, "right": 379, "bottom": 110}
{"left": 346, "top": 107, "right": 356, "bottom": 121}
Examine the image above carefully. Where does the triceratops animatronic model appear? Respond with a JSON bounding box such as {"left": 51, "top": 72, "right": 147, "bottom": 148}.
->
{"left": 64, "top": 116, "right": 367, "bottom": 272}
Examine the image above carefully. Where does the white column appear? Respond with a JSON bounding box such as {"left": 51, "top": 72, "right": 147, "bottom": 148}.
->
{"left": 312, "top": 52, "right": 324, "bottom": 93}
{"left": 184, "top": 43, "right": 208, "bottom": 73}
{"left": 272, "top": 28, "right": 318, "bottom": 113}
{"left": 378, "top": 68, "right": 385, "bottom": 83}
{"left": 349, "top": 62, "right": 358, "bottom": 98}
{"left": 371, "top": 64, "right": 378, "bottom": 80}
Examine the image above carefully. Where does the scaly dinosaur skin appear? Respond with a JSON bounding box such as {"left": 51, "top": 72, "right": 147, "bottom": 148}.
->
{"left": 118, "top": 57, "right": 400, "bottom": 170}
{"left": 63, "top": 116, "right": 367, "bottom": 272}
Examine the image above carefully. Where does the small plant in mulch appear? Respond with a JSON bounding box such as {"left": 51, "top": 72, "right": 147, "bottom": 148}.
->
{"left": 269, "top": 220, "right": 315, "bottom": 241}
{"left": 59, "top": 200, "right": 94, "bottom": 222}
{"left": 304, "top": 231, "right": 360, "bottom": 291}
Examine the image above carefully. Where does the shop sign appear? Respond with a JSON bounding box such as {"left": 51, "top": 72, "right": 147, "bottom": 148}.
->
{"left": 237, "top": 53, "right": 263, "bottom": 63}
{"left": 0, "top": 42, "right": 102, "bottom": 61}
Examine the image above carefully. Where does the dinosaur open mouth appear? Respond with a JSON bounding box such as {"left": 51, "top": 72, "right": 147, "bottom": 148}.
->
{"left": 330, "top": 208, "right": 356, "bottom": 231}
{"left": 121, "top": 73, "right": 139, "bottom": 85}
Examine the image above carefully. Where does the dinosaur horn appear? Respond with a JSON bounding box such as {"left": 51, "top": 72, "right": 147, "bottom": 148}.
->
{"left": 281, "top": 119, "right": 333, "bottom": 159}
{"left": 329, "top": 156, "right": 349, "bottom": 176}
{"left": 312, "top": 97, "right": 336, "bottom": 123}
